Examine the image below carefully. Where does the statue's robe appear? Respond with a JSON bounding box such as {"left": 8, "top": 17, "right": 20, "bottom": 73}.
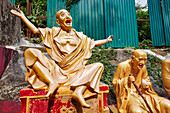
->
{"left": 162, "top": 58, "right": 170, "bottom": 97}
{"left": 24, "top": 27, "right": 104, "bottom": 94}
{"left": 112, "top": 59, "right": 170, "bottom": 113}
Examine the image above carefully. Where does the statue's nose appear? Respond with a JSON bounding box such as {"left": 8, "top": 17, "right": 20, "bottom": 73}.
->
{"left": 140, "top": 60, "right": 145, "bottom": 64}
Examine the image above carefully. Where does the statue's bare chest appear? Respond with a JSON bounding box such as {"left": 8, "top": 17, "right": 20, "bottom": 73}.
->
{"left": 53, "top": 30, "right": 80, "bottom": 55}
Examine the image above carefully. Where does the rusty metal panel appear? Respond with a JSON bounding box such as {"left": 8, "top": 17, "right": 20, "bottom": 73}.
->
{"left": 47, "top": 0, "right": 139, "bottom": 47}
{"left": 148, "top": 0, "right": 166, "bottom": 46}
{"left": 162, "top": 0, "right": 170, "bottom": 46}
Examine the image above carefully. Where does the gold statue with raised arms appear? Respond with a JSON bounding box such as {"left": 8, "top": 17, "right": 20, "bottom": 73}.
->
{"left": 11, "top": 8, "right": 113, "bottom": 107}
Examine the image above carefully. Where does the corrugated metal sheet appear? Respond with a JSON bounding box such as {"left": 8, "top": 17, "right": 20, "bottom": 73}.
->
{"left": 47, "top": 0, "right": 139, "bottom": 47}
{"left": 104, "top": 0, "right": 138, "bottom": 47}
{"left": 47, "top": 0, "right": 105, "bottom": 42}
{"left": 148, "top": 0, "right": 166, "bottom": 46}
{"left": 9, "top": 0, "right": 15, "bottom": 4}
{"left": 162, "top": 0, "right": 170, "bottom": 46}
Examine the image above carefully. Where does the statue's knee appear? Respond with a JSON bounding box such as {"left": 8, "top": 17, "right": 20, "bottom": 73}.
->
{"left": 24, "top": 48, "right": 41, "bottom": 67}
{"left": 129, "top": 106, "right": 144, "bottom": 113}
{"left": 95, "top": 63, "right": 104, "bottom": 68}
{"left": 161, "top": 99, "right": 170, "bottom": 108}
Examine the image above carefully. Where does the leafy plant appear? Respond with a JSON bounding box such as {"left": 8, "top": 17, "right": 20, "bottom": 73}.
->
{"left": 136, "top": 10, "right": 151, "bottom": 42}
{"left": 164, "top": 48, "right": 170, "bottom": 52}
{"left": 16, "top": 0, "right": 47, "bottom": 37}
{"left": 61, "top": 0, "right": 81, "bottom": 11}
{"left": 137, "top": 39, "right": 156, "bottom": 49}
{"left": 146, "top": 54, "right": 163, "bottom": 88}
{"left": 87, "top": 48, "right": 117, "bottom": 104}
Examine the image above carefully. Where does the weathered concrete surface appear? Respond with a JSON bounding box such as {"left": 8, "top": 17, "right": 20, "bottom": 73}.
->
{"left": 0, "top": 50, "right": 28, "bottom": 101}
{"left": 0, "top": 0, "right": 21, "bottom": 46}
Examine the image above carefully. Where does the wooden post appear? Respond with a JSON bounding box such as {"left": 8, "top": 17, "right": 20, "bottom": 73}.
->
{"left": 27, "top": 0, "right": 31, "bottom": 39}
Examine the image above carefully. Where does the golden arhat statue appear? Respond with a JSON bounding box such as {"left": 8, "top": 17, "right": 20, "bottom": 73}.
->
{"left": 112, "top": 49, "right": 170, "bottom": 113}
{"left": 11, "top": 8, "right": 113, "bottom": 107}
{"left": 162, "top": 58, "right": 170, "bottom": 97}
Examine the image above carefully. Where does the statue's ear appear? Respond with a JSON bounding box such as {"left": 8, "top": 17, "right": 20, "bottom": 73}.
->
{"left": 56, "top": 19, "right": 60, "bottom": 25}
{"left": 131, "top": 55, "right": 135, "bottom": 61}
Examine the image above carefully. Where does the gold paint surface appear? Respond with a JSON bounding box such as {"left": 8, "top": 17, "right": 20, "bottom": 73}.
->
{"left": 11, "top": 8, "right": 113, "bottom": 107}
{"left": 112, "top": 49, "right": 170, "bottom": 113}
{"left": 162, "top": 58, "right": 170, "bottom": 97}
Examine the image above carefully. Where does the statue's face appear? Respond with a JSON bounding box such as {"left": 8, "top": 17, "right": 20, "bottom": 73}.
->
{"left": 132, "top": 51, "right": 147, "bottom": 70}
{"left": 56, "top": 9, "right": 72, "bottom": 32}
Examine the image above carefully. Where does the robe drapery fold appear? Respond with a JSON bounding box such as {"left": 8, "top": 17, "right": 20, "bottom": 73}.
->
{"left": 112, "top": 59, "right": 170, "bottom": 113}
{"left": 162, "top": 59, "right": 170, "bottom": 97}
{"left": 25, "top": 27, "right": 103, "bottom": 93}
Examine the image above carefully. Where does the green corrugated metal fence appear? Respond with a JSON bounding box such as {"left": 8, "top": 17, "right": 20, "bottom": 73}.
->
{"left": 104, "top": 0, "right": 138, "bottom": 47}
{"left": 162, "top": 0, "right": 170, "bottom": 46}
{"left": 9, "top": 0, "right": 15, "bottom": 4}
{"left": 148, "top": 0, "right": 170, "bottom": 46}
{"left": 47, "top": 0, "right": 139, "bottom": 47}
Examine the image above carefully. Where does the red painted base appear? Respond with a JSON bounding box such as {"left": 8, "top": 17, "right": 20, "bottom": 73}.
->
{"left": 20, "top": 82, "right": 109, "bottom": 113}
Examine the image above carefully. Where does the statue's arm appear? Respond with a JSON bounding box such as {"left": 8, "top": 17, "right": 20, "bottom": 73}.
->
{"left": 11, "top": 9, "right": 40, "bottom": 35}
{"left": 94, "top": 35, "right": 113, "bottom": 46}
{"left": 141, "top": 68, "right": 152, "bottom": 89}
{"left": 112, "top": 64, "right": 130, "bottom": 94}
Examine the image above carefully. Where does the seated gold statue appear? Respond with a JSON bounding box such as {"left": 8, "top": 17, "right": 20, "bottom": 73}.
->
{"left": 162, "top": 58, "right": 170, "bottom": 97}
{"left": 11, "top": 9, "right": 113, "bottom": 107}
{"left": 112, "top": 49, "right": 170, "bottom": 113}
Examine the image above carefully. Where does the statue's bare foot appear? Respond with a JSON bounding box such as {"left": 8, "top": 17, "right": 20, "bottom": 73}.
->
{"left": 72, "top": 90, "right": 90, "bottom": 108}
{"left": 45, "top": 83, "right": 59, "bottom": 98}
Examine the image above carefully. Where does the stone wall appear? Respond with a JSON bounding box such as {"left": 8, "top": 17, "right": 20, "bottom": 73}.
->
{"left": 0, "top": 0, "right": 21, "bottom": 46}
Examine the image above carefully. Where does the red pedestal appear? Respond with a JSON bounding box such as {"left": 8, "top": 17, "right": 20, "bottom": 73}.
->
{"left": 20, "top": 82, "right": 109, "bottom": 113}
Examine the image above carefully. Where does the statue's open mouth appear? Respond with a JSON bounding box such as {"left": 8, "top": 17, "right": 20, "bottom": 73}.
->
{"left": 65, "top": 19, "right": 71, "bottom": 25}
{"left": 139, "top": 64, "right": 144, "bottom": 68}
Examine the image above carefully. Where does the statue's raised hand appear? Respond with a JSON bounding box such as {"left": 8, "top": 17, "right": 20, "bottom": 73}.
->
{"left": 107, "top": 35, "right": 114, "bottom": 42}
{"left": 10, "top": 7, "right": 25, "bottom": 18}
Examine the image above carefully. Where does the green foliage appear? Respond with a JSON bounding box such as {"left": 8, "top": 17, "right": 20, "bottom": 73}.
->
{"left": 146, "top": 54, "right": 163, "bottom": 88}
{"left": 136, "top": 10, "right": 151, "bottom": 42}
{"left": 61, "top": 0, "right": 80, "bottom": 11}
{"left": 164, "top": 48, "right": 170, "bottom": 52}
{"left": 25, "top": 37, "right": 42, "bottom": 44}
{"left": 16, "top": 0, "right": 47, "bottom": 37}
{"left": 137, "top": 39, "right": 156, "bottom": 49}
{"left": 87, "top": 47, "right": 117, "bottom": 104}
{"left": 30, "top": 0, "right": 47, "bottom": 27}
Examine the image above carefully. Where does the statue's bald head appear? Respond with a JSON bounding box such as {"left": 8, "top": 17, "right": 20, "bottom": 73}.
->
{"left": 55, "top": 9, "right": 72, "bottom": 32}
{"left": 132, "top": 49, "right": 147, "bottom": 58}
{"left": 131, "top": 49, "right": 147, "bottom": 70}
{"left": 56, "top": 9, "right": 68, "bottom": 19}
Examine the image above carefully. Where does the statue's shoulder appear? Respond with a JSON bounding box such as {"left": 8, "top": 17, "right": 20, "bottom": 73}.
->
{"left": 119, "top": 59, "right": 131, "bottom": 66}
{"left": 72, "top": 29, "right": 86, "bottom": 39}
{"left": 118, "top": 59, "right": 131, "bottom": 68}
{"left": 52, "top": 27, "right": 61, "bottom": 37}
{"left": 52, "top": 27, "right": 61, "bottom": 33}
{"left": 162, "top": 58, "right": 170, "bottom": 64}
{"left": 52, "top": 27, "right": 60, "bottom": 31}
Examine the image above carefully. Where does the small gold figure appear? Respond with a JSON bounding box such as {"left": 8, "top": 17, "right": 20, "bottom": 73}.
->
{"left": 162, "top": 58, "right": 170, "bottom": 97}
{"left": 11, "top": 8, "right": 113, "bottom": 107}
{"left": 112, "top": 49, "right": 170, "bottom": 113}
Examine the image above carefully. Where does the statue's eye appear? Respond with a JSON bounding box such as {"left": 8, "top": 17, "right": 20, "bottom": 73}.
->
{"left": 61, "top": 13, "right": 65, "bottom": 17}
{"left": 68, "top": 13, "right": 71, "bottom": 16}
